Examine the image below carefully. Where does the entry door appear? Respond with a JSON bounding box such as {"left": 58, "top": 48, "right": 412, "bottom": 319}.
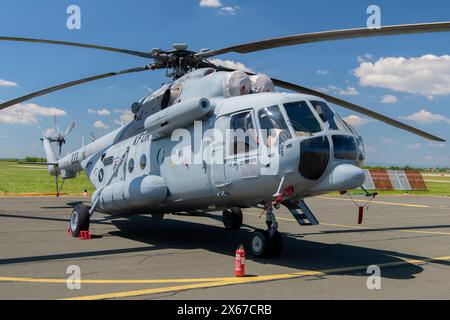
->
{"left": 208, "top": 116, "right": 228, "bottom": 195}
{"left": 224, "top": 110, "right": 260, "bottom": 195}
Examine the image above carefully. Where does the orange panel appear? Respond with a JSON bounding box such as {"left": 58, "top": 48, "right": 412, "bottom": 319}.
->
{"left": 369, "top": 169, "right": 393, "bottom": 190}
{"left": 405, "top": 170, "right": 428, "bottom": 191}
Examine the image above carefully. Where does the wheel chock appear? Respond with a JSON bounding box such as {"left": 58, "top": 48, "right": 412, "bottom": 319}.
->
{"left": 79, "top": 230, "right": 91, "bottom": 240}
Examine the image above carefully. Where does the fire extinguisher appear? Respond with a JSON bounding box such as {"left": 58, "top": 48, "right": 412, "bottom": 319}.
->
{"left": 235, "top": 245, "right": 246, "bottom": 277}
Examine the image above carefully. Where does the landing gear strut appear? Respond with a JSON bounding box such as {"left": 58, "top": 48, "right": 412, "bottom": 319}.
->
{"left": 250, "top": 205, "right": 283, "bottom": 258}
{"left": 222, "top": 207, "right": 243, "bottom": 231}
{"left": 69, "top": 204, "right": 90, "bottom": 237}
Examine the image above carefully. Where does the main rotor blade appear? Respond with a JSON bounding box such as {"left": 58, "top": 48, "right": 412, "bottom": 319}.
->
{"left": 0, "top": 36, "right": 153, "bottom": 59}
{"left": 64, "top": 122, "right": 75, "bottom": 136}
{"left": 200, "top": 21, "right": 450, "bottom": 57}
{"left": 271, "top": 78, "right": 445, "bottom": 142}
{"left": 0, "top": 66, "right": 151, "bottom": 110}
{"left": 54, "top": 115, "right": 60, "bottom": 134}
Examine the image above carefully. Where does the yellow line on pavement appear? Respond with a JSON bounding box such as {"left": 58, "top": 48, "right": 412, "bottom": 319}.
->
{"left": 318, "top": 196, "right": 431, "bottom": 208}
{"left": 0, "top": 276, "right": 234, "bottom": 285}
{"left": 63, "top": 255, "right": 450, "bottom": 300}
{"left": 245, "top": 213, "right": 450, "bottom": 236}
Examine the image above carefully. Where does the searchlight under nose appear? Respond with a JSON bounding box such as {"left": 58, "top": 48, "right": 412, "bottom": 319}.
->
{"left": 309, "top": 164, "right": 366, "bottom": 193}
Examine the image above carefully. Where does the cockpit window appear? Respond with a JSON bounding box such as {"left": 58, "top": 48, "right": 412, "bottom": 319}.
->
{"left": 284, "top": 101, "right": 322, "bottom": 136}
{"left": 310, "top": 101, "right": 346, "bottom": 131}
{"left": 258, "top": 106, "right": 292, "bottom": 146}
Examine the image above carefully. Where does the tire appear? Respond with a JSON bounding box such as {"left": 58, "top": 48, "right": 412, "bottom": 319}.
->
{"left": 222, "top": 207, "right": 243, "bottom": 231}
{"left": 268, "top": 231, "right": 283, "bottom": 258}
{"left": 250, "top": 229, "right": 271, "bottom": 258}
{"left": 70, "top": 204, "right": 90, "bottom": 237}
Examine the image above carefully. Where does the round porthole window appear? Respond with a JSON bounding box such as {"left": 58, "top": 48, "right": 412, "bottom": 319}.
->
{"left": 157, "top": 148, "right": 165, "bottom": 165}
{"left": 128, "top": 158, "right": 135, "bottom": 173}
{"left": 140, "top": 154, "right": 147, "bottom": 170}
{"left": 98, "top": 168, "right": 104, "bottom": 182}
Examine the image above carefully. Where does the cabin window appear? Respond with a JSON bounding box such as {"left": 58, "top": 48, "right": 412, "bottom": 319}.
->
{"left": 284, "top": 101, "right": 322, "bottom": 136}
{"left": 229, "top": 111, "right": 258, "bottom": 155}
{"left": 161, "top": 84, "right": 183, "bottom": 110}
{"left": 140, "top": 154, "right": 147, "bottom": 170}
{"left": 98, "top": 168, "right": 104, "bottom": 183}
{"left": 128, "top": 158, "right": 135, "bottom": 173}
{"left": 310, "top": 101, "right": 346, "bottom": 131}
{"left": 258, "top": 106, "right": 291, "bottom": 147}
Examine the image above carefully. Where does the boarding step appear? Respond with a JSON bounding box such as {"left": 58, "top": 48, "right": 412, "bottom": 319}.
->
{"left": 282, "top": 199, "right": 319, "bottom": 226}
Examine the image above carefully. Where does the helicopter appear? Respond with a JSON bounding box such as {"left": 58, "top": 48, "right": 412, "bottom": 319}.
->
{"left": 0, "top": 21, "right": 449, "bottom": 258}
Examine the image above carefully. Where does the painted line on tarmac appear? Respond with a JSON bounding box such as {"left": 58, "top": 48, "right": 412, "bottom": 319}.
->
{"left": 0, "top": 276, "right": 234, "bottom": 285}
{"left": 321, "top": 223, "right": 450, "bottom": 235}
{"left": 318, "top": 196, "right": 432, "bottom": 208}
{"left": 62, "top": 255, "right": 450, "bottom": 300}
{"left": 245, "top": 213, "right": 450, "bottom": 236}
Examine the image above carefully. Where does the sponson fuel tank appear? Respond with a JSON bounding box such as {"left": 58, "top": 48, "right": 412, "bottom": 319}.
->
{"left": 144, "top": 97, "right": 212, "bottom": 139}
{"left": 94, "top": 175, "right": 168, "bottom": 213}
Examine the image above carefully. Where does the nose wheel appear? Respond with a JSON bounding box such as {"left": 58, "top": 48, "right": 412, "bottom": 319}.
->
{"left": 250, "top": 230, "right": 283, "bottom": 258}
{"left": 250, "top": 205, "right": 283, "bottom": 258}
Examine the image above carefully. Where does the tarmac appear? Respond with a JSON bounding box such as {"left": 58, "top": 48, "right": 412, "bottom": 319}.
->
{"left": 0, "top": 195, "right": 449, "bottom": 300}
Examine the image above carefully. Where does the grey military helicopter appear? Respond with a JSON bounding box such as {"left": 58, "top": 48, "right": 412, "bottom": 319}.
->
{"left": 1, "top": 22, "right": 448, "bottom": 258}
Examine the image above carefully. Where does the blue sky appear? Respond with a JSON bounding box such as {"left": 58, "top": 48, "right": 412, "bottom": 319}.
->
{"left": 0, "top": 0, "right": 449, "bottom": 166}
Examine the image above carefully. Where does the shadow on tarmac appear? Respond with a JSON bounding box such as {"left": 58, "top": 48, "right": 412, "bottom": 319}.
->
{"left": 1, "top": 212, "right": 448, "bottom": 281}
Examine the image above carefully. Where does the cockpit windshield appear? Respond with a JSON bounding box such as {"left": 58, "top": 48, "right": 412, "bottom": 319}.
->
{"left": 310, "top": 100, "right": 347, "bottom": 131}
{"left": 284, "top": 101, "right": 322, "bottom": 136}
{"left": 258, "top": 105, "right": 292, "bottom": 146}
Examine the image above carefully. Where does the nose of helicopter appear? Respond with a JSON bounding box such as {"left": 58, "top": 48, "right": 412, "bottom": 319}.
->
{"left": 330, "top": 164, "right": 366, "bottom": 190}
{"left": 293, "top": 133, "right": 366, "bottom": 193}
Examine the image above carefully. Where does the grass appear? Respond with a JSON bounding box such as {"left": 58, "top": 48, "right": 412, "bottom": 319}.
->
{"left": 343, "top": 182, "right": 450, "bottom": 197}
{"left": 0, "top": 161, "right": 94, "bottom": 196}
{"left": 0, "top": 160, "right": 449, "bottom": 197}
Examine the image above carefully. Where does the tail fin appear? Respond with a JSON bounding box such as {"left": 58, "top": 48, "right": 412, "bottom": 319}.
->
{"left": 42, "top": 137, "right": 58, "bottom": 176}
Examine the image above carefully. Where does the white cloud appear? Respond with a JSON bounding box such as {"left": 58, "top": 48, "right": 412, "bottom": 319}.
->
{"left": 354, "top": 55, "right": 450, "bottom": 98}
{"left": 0, "top": 102, "right": 66, "bottom": 125}
{"left": 381, "top": 95, "right": 398, "bottom": 104}
{"left": 200, "top": 0, "right": 238, "bottom": 15}
{"left": 43, "top": 128, "right": 55, "bottom": 137}
{"left": 219, "top": 6, "right": 238, "bottom": 15}
{"left": 316, "top": 70, "right": 330, "bottom": 75}
{"left": 0, "top": 134, "right": 6, "bottom": 139}
{"left": 405, "top": 143, "right": 422, "bottom": 150}
{"left": 209, "top": 58, "right": 254, "bottom": 73}
{"left": 199, "top": 0, "right": 222, "bottom": 7}
{"left": 343, "top": 115, "right": 370, "bottom": 127}
{"left": 329, "top": 85, "right": 360, "bottom": 96}
{"left": 382, "top": 137, "right": 396, "bottom": 144}
{"left": 427, "top": 142, "right": 447, "bottom": 148}
{"left": 400, "top": 109, "right": 450, "bottom": 125}
{"left": 93, "top": 120, "right": 109, "bottom": 129}
{"left": 421, "top": 155, "right": 450, "bottom": 164}
{"left": 422, "top": 155, "right": 436, "bottom": 162}
{"left": 113, "top": 109, "right": 134, "bottom": 126}
{"left": 0, "top": 79, "right": 18, "bottom": 87}
{"left": 357, "top": 54, "right": 374, "bottom": 64}
{"left": 88, "top": 108, "right": 111, "bottom": 116}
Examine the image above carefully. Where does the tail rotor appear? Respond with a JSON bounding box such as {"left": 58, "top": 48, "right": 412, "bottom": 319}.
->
{"left": 45, "top": 116, "right": 75, "bottom": 158}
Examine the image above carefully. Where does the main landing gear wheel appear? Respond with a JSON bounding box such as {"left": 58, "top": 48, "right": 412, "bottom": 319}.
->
{"left": 70, "top": 204, "right": 90, "bottom": 237}
{"left": 222, "top": 207, "right": 243, "bottom": 231}
{"left": 250, "top": 230, "right": 283, "bottom": 258}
